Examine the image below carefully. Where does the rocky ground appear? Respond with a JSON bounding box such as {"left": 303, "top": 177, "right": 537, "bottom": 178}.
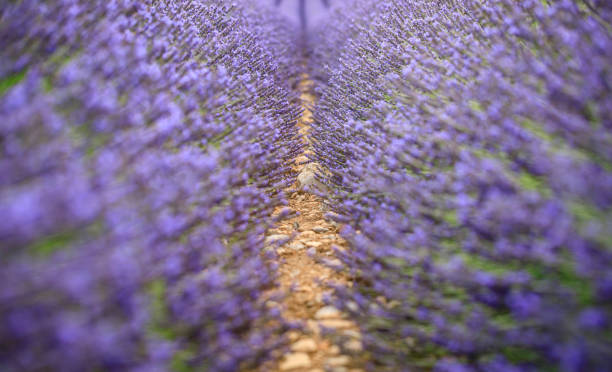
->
{"left": 257, "top": 78, "right": 365, "bottom": 372}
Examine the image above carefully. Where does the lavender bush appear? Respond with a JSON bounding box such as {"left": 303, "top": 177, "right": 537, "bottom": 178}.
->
{"left": 0, "top": 0, "right": 302, "bottom": 370}
{"left": 310, "top": 0, "right": 612, "bottom": 371}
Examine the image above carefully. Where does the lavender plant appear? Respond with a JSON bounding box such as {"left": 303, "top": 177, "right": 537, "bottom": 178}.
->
{"left": 309, "top": 0, "right": 612, "bottom": 371}
{"left": 0, "top": 0, "right": 302, "bottom": 370}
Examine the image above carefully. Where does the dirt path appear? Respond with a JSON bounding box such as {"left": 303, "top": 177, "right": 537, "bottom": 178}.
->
{"left": 258, "top": 77, "right": 364, "bottom": 372}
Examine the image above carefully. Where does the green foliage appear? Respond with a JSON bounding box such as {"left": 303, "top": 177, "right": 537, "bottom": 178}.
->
{"left": 27, "top": 231, "right": 76, "bottom": 257}
{"left": 569, "top": 200, "right": 612, "bottom": 248}
{"left": 502, "top": 346, "right": 543, "bottom": 365}
{"left": 26, "top": 222, "right": 103, "bottom": 258}
{"left": 468, "top": 99, "right": 483, "bottom": 113}
{"left": 147, "top": 279, "right": 176, "bottom": 340}
{"left": 0, "top": 69, "right": 27, "bottom": 95}
{"left": 171, "top": 348, "right": 197, "bottom": 372}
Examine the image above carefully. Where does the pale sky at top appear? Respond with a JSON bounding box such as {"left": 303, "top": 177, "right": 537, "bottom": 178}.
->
{"left": 274, "top": 0, "right": 336, "bottom": 29}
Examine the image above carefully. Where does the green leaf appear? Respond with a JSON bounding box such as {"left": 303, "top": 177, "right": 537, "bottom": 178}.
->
{"left": 0, "top": 69, "right": 28, "bottom": 96}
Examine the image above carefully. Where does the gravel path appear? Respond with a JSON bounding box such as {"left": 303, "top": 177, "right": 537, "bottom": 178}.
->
{"left": 258, "top": 77, "right": 365, "bottom": 372}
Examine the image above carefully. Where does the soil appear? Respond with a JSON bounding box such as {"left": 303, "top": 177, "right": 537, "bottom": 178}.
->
{"left": 257, "top": 77, "right": 365, "bottom": 372}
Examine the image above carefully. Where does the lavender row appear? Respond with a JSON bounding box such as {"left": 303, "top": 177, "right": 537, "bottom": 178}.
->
{"left": 310, "top": 1, "right": 612, "bottom": 371}
{"left": 0, "top": 0, "right": 301, "bottom": 370}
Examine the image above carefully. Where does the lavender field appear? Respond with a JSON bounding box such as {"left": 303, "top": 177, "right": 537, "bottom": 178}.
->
{"left": 1, "top": 0, "right": 611, "bottom": 371}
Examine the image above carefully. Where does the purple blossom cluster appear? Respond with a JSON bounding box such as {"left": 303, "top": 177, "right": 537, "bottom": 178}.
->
{"left": 309, "top": 1, "right": 612, "bottom": 371}
{"left": 0, "top": 0, "right": 301, "bottom": 370}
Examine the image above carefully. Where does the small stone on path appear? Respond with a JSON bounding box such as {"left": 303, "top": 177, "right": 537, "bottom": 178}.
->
{"left": 288, "top": 241, "right": 306, "bottom": 251}
{"left": 344, "top": 339, "right": 363, "bottom": 352}
{"left": 326, "top": 355, "right": 350, "bottom": 367}
{"left": 313, "top": 226, "right": 329, "bottom": 233}
{"left": 315, "top": 306, "right": 342, "bottom": 320}
{"left": 330, "top": 368, "right": 348, "bottom": 372}
{"left": 288, "top": 331, "right": 300, "bottom": 341}
{"left": 265, "top": 234, "right": 290, "bottom": 244}
{"left": 306, "top": 320, "right": 321, "bottom": 336}
{"left": 291, "top": 338, "right": 317, "bottom": 353}
{"left": 346, "top": 301, "right": 358, "bottom": 312}
{"left": 325, "top": 258, "right": 343, "bottom": 268}
{"left": 319, "top": 319, "right": 354, "bottom": 330}
{"left": 329, "top": 345, "right": 341, "bottom": 355}
{"left": 279, "top": 352, "right": 311, "bottom": 370}
{"left": 297, "top": 164, "right": 325, "bottom": 191}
